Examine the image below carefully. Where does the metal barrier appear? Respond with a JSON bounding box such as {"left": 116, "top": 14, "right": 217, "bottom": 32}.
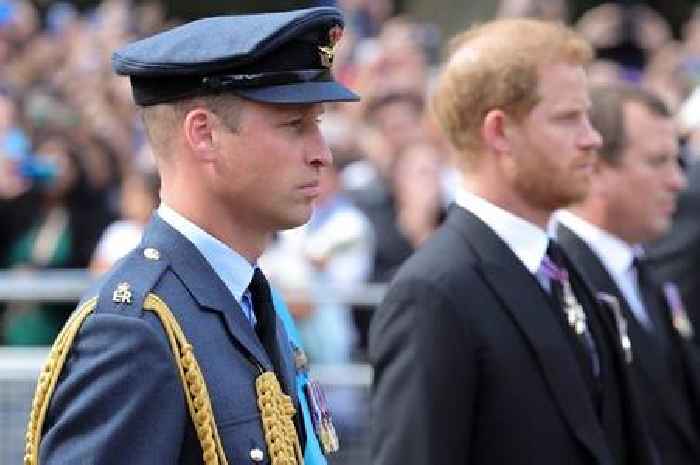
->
{"left": 0, "top": 269, "right": 387, "bottom": 306}
{"left": 0, "top": 271, "right": 378, "bottom": 464}
{"left": 0, "top": 347, "right": 372, "bottom": 465}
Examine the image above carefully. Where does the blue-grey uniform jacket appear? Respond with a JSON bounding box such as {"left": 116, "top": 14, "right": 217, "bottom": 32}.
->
{"left": 39, "top": 215, "right": 302, "bottom": 465}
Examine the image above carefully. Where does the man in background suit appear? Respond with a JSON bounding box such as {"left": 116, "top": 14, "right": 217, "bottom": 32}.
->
{"left": 556, "top": 83, "right": 700, "bottom": 464}
{"left": 647, "top": 156, "right": 700, "bottom": 333}
{"left": 370, "top": 18, "right": 656, "bottom": 465}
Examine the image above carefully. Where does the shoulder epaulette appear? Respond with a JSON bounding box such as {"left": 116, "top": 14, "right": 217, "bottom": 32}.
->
{"left": 26, "top": 245, "right": 303, "bottom": 465}
{"left": 94, "top": 247, "right": 169, "bottom": 318}
{"left": 23, "top": 245, "right": 231, "bottom": 465}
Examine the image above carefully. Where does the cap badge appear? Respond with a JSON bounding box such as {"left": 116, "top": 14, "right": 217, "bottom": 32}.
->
{"left": 319, "top": 25, "right": 343, "bottom": 68}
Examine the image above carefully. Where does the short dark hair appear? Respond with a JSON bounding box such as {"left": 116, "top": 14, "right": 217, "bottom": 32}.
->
{"left": 589, "top": 84, "right": 671, "bottom": 165}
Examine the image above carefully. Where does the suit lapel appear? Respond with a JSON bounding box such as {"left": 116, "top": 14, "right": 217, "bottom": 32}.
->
{"left": 557, "top": 224, "right": 699, "bottom": 448}
{"left": 140, "top": 215, "right": 274, "bottom": 371}
{"left": 446, "top": 209, "right": 611, "bottom": 464}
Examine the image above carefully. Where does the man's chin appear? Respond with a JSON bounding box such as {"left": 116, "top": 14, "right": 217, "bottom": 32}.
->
{"left": 276, "top": 212, "right": 314, "bottom": 231}
{"left": 536, "top": 189, "right": 590, "bottom": 212}
{"left": 557, "top": 181, "right": 591, "bottom": 206}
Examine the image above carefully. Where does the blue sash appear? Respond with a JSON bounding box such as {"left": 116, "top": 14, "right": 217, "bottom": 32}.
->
{"left": 271, "top": 289, "right": 328, "bottom": 465}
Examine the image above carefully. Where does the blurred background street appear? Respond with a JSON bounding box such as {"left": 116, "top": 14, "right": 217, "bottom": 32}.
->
{"left": 3, "top": 0, "right": 700, "bottom": 463}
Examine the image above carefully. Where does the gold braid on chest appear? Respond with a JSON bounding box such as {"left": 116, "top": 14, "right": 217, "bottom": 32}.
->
{"left": 256, "top": 372, "right": 304, "bottom": 465}
{"left": 24, "top": 293, "right": 304, "bottom": 465}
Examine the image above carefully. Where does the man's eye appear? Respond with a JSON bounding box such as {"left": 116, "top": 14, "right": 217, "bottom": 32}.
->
{"left": 555, "top": 112, "right": 580, "bottom": 121}
{"left": 648, "top": 155, "right": 670, "bottom": 167}
{"left": 280, "top": 119, "right": 304, "bottom": 132}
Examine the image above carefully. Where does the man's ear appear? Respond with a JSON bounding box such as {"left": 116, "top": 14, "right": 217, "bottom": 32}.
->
{"left": 482, "top": 109, "right": 512, "bottom": 154}
{"left": 183, "top": 108, "right": 217, "bottom": 161}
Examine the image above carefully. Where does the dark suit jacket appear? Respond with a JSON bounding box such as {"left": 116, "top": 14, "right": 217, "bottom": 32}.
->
{"left": 558, "top": 223, "right": 700, "bottom": 465}
{"left": 370, "top": 206, "right": 655, "bottom": 465}
{"left": 648, "top": 159, "right": 700, "bottom": 334}
{"left": 39, "top": 215, "right": 301, "bottom": 465}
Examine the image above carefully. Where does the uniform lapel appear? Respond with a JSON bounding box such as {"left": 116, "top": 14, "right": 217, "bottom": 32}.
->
{"left": 140, "top": 215, "right": 274, "bottom": 371}
{"left": 557, "top": 223, "right": 700, "bottom": 449}
{"left": 447, "top": 208, "right": 611, "bottom": 464}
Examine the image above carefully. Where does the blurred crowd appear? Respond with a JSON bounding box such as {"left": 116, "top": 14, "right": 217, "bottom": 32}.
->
{"left": 0, "top": 0, "right": 699, "bottom": 363}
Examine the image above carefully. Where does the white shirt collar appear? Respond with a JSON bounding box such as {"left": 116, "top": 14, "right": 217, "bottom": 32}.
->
{"left": 454, "top": 185, "right": 549, "bottom": 274}
{"left": 553, "top": 209, "right": 653, "bottom": 328}
{"left": 553, "top": 210, "right": 636, "bottom": 276}
{"left": 157, "top": 203, "right": 254, "bottom": 304}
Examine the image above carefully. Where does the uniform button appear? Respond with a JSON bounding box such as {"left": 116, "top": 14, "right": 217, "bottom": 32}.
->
{"left": 250, "top": 448, "right": 264, "bottom": 462}
{"left": 143, "top": 248, "right": 160, "bottom": 260}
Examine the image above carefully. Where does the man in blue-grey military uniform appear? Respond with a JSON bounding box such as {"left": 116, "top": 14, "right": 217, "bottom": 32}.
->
{"left": 24, "top": 7, "right": 358, "bottom": 465}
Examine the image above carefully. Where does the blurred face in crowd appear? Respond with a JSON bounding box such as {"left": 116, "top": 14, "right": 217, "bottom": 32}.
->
{"left": 0, "top": 95, "right": 16, "bottom": 131}
{"left": 599, "top": 101, "right": 686, "bottom": 243}
{"left": 211, "top": 100, "right": 332, "bottom": 233}
{"left": 393, "top": 143, "right": 443, "bottom": 213}
{"left": 505, "top": 62, "right": 602, "bottom": 212}
{"left": 372, "top": 99, "right": 424, "bottom": 155}
{"left": 35, "top": 137, "right": 77, "bottom": 199}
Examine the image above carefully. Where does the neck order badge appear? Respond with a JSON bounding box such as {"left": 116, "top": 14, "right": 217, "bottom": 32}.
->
{"left": 541, "top": 250, "right": 588, "bottom": 335}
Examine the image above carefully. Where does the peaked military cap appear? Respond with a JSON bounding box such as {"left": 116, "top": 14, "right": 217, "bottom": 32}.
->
{"left": 112, "top": 7, "right": 359, "bottom": 106}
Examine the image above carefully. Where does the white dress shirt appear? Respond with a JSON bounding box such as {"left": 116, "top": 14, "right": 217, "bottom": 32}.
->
{"left": 455, "top": 188, "right": 602, "bottom": 376}
{"left": 554, "top": 210, "right": 651, "bottom": 329}
{"left": 454, "top": 186, "right": 549, "bottom": 275}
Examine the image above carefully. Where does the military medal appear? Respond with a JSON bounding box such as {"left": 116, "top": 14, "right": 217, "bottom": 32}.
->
{"left": 542, "top": 256, "right": 588, "bottom": 336}
{"left": 562, "top": 280, "right": 587, "bottom": 336}
{"left": 291, "top": 345, "right": 340, "bottom": 455}
{"left": 305, "top": 379, "right": 340, "bottom": 454}
{"left": 663, "top": 282, "right": 694, "bottom": 340}
{"left": 597, "top": 292, "right": 633, "bottom": 364}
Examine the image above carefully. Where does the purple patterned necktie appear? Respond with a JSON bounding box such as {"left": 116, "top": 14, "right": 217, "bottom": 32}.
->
{"left": 540, "top": 253, "right": 569, "bottom": 288}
